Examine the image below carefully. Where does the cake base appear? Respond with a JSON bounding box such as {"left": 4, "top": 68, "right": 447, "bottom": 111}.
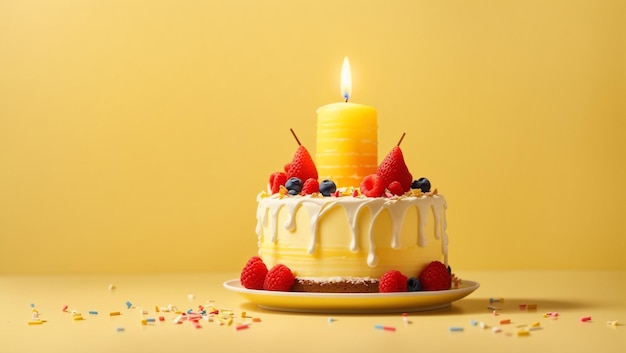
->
{"left": 291, "top": 278, "right": 379, "bottom": 293}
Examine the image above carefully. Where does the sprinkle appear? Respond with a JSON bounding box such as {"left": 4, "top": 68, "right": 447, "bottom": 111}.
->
{"left": 500, "top": 319, "right": 511, "bottom": 325}
{"left": 579, "top": 316, "right": 592, "bottom": 323}
{"left": 374, "top": 324, "right": 396, "bottom": 331}
{"left": 607, "top": 320, "right": 619, "bottom": 326}
{"left": 173, "top": 315, "right": 184, "bottom": 324}
{"left": 146, "top": 317, "right": 156, "bottom": 323}
{"left": 479, "top": 322, "right": 488, "bottom": 329}
{"left": 62, "top": 305, "right": 68, "bottom": 312}
{"left": 236, "top": 323, "right": 251, "bottom": 331}
{"left": 30, "top": 303, "right": 35, "bottom": 308}
{"left": 518, "top": 304, "right": 527, "bottom": 310}
{"left": 543, "top": 312, "right": 559, "bottom": 318}
{"left": 402, "top": 313, "right": 411, "bottom": 324}
{"left": 530, "top": 321, "right": 541, "bottom": 328}
{"left": 116, "top": 327, "right": 125, "bottom": 332}
{"left": 31, "top": 312, "right": 39, "bottom": 319}
{"left": 252, "top": 317, "right": 262, "bottom": 323}
{"left": 492, "top": 327, "right": 502, "bottom": 333}
{"left": 188, "top": 294, "right": 195, "bottom": 301}
{"left": 470, "top": 320, "right": 478, "bottom": 326}
{"left": 159, "top": 316, "right": 165, "bottom": 321}
{"left": 517, "top": 329, "right": 530, "bottom": 337}
{"left": 126, "top": 301, "right": 132, "bottom": 309}
{"left": 448, "top": 326, "right": 464, "bottom": 332}
{"left": 28, "top": 321, "right": 43, "bottom": 325}
{"left": 328, "top": 317, "right": 336, "bottom": 323}
{"left": 489, "top": 297, "right": 503, "bottom": 303}
{"left": 88, "top": 311, "right": 98, "bottom": 315}
{"left": 73, "top": 315, "right": 84, "bottom": 321}
{"left": 141, "top": 319, "right": 147, "bottom": 325}
{"left": 487, "top": 305, "right": 499, "bottom": 310}
{"left": 492, "top": 310, "right": 500, "bottom": 316}
{"left": 109, "top": 311, "right": 121, "bottom": 316}
{"left": 108, "top": 284, "right": 116, "bottom": 291}
{"left": 155, "top": 306, "right": 160, "bottom": 313}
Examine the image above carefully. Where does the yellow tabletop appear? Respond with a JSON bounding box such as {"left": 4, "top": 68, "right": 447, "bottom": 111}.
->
{"left": 1, "top": 271, "right": 624, "bottom": 353}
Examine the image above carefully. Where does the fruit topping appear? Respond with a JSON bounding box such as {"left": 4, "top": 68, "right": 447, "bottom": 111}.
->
{"left": 285, "top": 177, "right": 303, "bottom": 195}
{"left": 263, "top": 264, "right": 295, "bottom": 291}
{"left": 240, "top": 256, "right": 269, "bottom": 290}
{"left": 376, "top": 145, "right": 412, "bottom": 193}
{"left": 301, "top": 178, "right": 319, "bottom": 195}
{"left": 411, "top": 177, "right": 431, "bottom": 193}
{"left": 387, "top": 181, "right": 404, "bottom": 196}
{"left": 360, "top": 174, "right": 385, "bottom": 197}
{"left": 378, "top": 270, "right": 408, "bottom": 293}
{"left": 407, "top": 277, "right": 422, "bottom": 292}
{"left": 269, "top": 172, "right": 288, "bottom": 194}
{"left": 287, "top": 129, "right": 318, "bottom": 182}
{"left": 418, "top": 261, "right": 452, "bottom": 291}
{"left": 319, "top": 179, "right": 337, "bottom": 197}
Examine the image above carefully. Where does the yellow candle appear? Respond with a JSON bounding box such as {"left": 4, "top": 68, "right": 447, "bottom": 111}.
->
{"left": 315, "top": 57, "right": 378, "bottom": 189}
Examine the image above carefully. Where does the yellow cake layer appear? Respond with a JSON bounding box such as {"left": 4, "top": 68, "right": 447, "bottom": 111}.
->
{"left": 256, "top": 193, "right": 448, "bottom": 279}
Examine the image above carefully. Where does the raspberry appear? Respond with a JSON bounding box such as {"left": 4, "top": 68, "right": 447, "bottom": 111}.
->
{"left": 387, "top": 181, "right": 404, "bottom": 196}
{"left": 240, "top": 256, "right": 268, "bottom": 290}
{"left": 287, "top": 146, "right": 318, "bottom": 182}
{"left": 301, "top": 178, "right": 319, "bottom": 195}
{"left": 378, "top": 270, "right": 408, "bottom": 293}
{"left": 263, "top": 264, "right": 295, "bottom": 291}
{"left": 418, "top": 261, "right": 452, "bottom": 291}
{"left": 360, "top": 174, "right": 385, "bottom": 197}
{"left": 377, "top": 146, "right": 413, "bottom": 192}
{"left": 269, "top": 172, "right": 288, "bottom": 194}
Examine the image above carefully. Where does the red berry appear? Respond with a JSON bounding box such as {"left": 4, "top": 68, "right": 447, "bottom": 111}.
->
{"left": 360, "top": 174, "right": 385, "bottom": 197}
{"left": 379, "top": 270, "right": 408, "bottom": 293}
{"left": 301, "top": 178, "right": 319, "bottom": 195}
{"left": 287, "top": 146, "right": 318, "bottom": 182}
{"left": 269, "top": 172, "right": 288, "bottom": 194}
{"left": 263, "top": 264, "right": 295, "bottom": 291}
{"left": 387, "top": 181, "right": 404, "bottom": 196}
{"left": 240, "top": 256, "right": 268, "bottom": 290}
{"left": 377, "top": 146, "right": 413, "bottom": 192}
{"left": 418, "top": 261, "right": 451, "bottom": 291}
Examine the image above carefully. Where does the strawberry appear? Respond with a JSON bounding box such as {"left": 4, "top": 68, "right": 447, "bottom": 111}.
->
{"left": 376, "top": 146, "right": 413, "bottom": 192}
{"left": 263, "top": 264, "right": 295, "bottom": 291}
{"left": 378, "top": 270, "right": 408, "bottom": 293}
{"left": 387, "top": 181, "right": 404, "bottom": 196}
{"left": 287, "top": 146, "right": 318, "bottom": 182}
{"left": 301, "top": 178, "right": 319, "bottom": 195}
{"left": 360, "top": 174, "right": 385, "bottom": 197}
{"left": 240, "top": 256, "right": 269, "bottom": 290}
{"left": 418, "top": 261, "right": 452, "bottom": 291}
{"left": 269, "top": 172, "right": 288, "bottom": 194}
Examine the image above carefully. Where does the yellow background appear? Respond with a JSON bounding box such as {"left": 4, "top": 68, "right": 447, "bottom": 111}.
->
{"left": 0, "top": 0, "right": 624, "bottom": 274}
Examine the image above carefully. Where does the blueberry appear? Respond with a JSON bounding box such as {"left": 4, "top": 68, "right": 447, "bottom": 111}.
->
{"left": 411, "top": 177, "right": 431, "bottom": 193}
{"left": 287, "top": 189, "right": 300, "bottom": 196}
{"left": 285, "top": 177, "right": 303, "bottom": 193}
{"left": 407, "top": 277, "right": 422, "bottom": 292}
{"left": 319, "top": 179, "right": 337, "bottom": 197}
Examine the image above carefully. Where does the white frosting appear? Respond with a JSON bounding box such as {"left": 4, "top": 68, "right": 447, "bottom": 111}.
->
{"left": 256, "top": 193, "right": 448, "bottom": 268}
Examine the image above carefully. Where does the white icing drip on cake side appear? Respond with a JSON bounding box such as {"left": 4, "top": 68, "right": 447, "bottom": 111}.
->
{"left": 256, "top": 193, "right": 448, "bottom": 269}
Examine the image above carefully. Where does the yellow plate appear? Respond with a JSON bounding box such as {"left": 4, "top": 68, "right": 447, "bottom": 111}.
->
{"left": 223, "top": 279, "right": 479, "bottom": 313}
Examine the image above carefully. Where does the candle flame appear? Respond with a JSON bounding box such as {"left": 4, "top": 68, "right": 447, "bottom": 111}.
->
{"left": 341, "top": 56, "right": 352, "bottom": 102}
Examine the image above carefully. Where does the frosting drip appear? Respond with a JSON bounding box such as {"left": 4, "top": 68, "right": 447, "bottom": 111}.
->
{"left": 256, "top": 193, "right": 448, "bottom": 268}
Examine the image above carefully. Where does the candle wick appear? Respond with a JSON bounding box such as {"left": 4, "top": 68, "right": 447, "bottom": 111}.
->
{"left": 290, "top": 128, "right": 302, "bottom": 146}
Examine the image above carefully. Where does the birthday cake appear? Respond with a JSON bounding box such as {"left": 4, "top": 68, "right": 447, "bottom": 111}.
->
{"left": 240, "top": 109, "right": 455, "bottom": 294}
